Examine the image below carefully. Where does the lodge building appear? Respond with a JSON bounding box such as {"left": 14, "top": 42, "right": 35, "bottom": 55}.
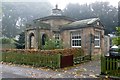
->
{"left": 25, "top": 5, "right": 105, "bottom": 55}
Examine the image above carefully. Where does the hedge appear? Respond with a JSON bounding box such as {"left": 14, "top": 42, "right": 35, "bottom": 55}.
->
{"left": 1, "top": 48, "right": 84, "bottom": 57}
{"left": 2, "top": 51, "right": 61, "bottom": 69}
{"left": 1, "top": 48, "right": 85, "bottom": 68}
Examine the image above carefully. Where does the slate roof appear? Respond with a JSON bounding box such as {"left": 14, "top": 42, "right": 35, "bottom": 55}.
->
{"left": 61, "top": 18, "right": 101, "bottom": 30}
{"left": 35, "top": 15, "right": 75, "bottom": 22}
{"left": 26, "top": 17, "right": 103, "bottom": 31}
{"left": 26, "top": 21, "right": 51, "bottom": 30}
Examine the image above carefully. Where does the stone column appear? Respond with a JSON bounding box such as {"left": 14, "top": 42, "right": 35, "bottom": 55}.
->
{"left": 35, "top": 27, "right": 39, "bottom": 49}
{"left": 25, "top": 30, "right": 28, "bottom": 49}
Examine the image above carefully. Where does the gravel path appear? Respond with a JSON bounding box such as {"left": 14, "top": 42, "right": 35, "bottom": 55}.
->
{"left": 1, "top": 60, "right": 100, "bottom": 78}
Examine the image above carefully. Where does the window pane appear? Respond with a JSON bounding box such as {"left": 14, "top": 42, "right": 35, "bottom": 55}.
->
{"left": 55, "top": 33, "right": 60, "bottom": 40}
{"left": 94, "top": 31, "right": 100, "bottom": 47}
{"left": 95, "top": 40, "right": 100, "bottom": 47}
{"left": 71, "top": 32, "right": 81, "bottom": 47}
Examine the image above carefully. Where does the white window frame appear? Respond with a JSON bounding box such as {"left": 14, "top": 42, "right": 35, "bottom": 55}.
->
{"left": 94, "top": 32, "right": 100, "bottom": 48}
{"left": 71, "top": 32, "right": 81, "bottom": 48}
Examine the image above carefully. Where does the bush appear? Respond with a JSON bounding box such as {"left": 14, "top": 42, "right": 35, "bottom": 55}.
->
{"left": 14, "top": 32, "right": 25, "bottom": 49}
{"left": 0, "top": 38, "right": 15, "bottom": 49}
{"left": 0, "top": 38, "right": 11, "bottom": 44}
{"left": 2, "top": 51, "right": 61, "bottom": 69}
{"left": 43, "top": 39, "right": 63, "bottom": 50}
{"left": 1, "top": 48, "right": 85, "bottom": 68}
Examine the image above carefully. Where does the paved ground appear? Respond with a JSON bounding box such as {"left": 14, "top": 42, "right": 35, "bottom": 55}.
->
{"left": 1, "top": 60, "right": 100, "bottom": 78}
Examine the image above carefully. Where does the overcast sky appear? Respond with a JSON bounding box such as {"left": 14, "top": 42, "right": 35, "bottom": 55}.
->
{"left": 2, "top": 0, "right": 120, "bottom": 9}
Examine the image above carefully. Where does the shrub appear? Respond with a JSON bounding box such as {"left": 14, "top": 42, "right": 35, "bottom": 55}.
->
{"left": 1, "top": 48, "right": 85, "bottom": 68}
{"left": 43, "top": 39, "right": 63, "bottom": 50}
{"left": 14, "top": 32, "right": 25, "bottom": 49}
{"left": 0, "top": 38, "right": 11, "bottom": 44}
{"left": 2, "top": 51, "right": 61, "bottom": 69}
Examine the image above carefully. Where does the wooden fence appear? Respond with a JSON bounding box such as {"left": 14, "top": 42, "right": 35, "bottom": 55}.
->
{"left": 101, "top": 56, "right": 120, "bottom": 77}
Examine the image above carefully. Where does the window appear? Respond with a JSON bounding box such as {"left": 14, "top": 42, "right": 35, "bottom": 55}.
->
{"left": 54, "top": 33, "right": 60, "bottom": 40}
{"left": 71, "top": 32, "right": 81, "bottom": 47}
{"left": 42, "top": 34, "right": 47, "bottom": 45}
{"left": 54, "top": 33, "right": 60, "bottom": 45}
{"left": 31, "top": 36, "right": 35, "bottom": 48}
{"left": 94, "top": 32, "right": 100, "bottom": 47}
{"left": 97, "top": 22, "right": 99, "bottom": 26}
{"left": 29, "top": 33, "right": 35, "bottom": 49}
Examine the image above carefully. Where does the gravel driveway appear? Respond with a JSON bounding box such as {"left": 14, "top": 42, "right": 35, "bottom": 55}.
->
{"left": 1, "top": 60, "right": 100, "bottom": 78}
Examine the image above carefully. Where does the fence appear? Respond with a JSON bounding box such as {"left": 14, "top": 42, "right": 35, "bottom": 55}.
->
{"left": 101, "top": 56, "right": 120, "bottom": 77}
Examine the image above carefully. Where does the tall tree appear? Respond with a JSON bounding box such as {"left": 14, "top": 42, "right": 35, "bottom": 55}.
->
{"left": 2, "top": 2, "right": 52, "bottom": 38}
{"left": 112, "top": 27, "right": 120, "bottom": 46}
{"left": 90, "top": 1, "right": 118, "bottom": 34}
{"left": 63, "top": 1, "right": 118, "bottom": 34}
{"left": 14, "top": 32, "right": 25, "bottom": 49}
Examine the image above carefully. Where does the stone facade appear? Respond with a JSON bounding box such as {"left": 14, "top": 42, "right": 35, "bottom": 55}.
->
{"left": 25, "top": 5, "right": 105, "bottom": 55}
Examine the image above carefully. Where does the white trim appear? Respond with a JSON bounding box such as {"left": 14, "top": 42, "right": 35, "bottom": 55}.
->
{"left": 71, "top": 32, "right": 81, "bottom": 47}
{"left": 94, "top": 31, "right": 100, "bottom": 48}
{"left": 72, "top": 46, "right": 81, "bottom": 48}
{"left": 95, "top": 45, "right": 100, "bottom": 48}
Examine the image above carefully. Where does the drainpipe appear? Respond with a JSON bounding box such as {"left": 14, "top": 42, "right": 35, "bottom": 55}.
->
{"left": 89, "top": 33, "right": 94, "bottom": 60}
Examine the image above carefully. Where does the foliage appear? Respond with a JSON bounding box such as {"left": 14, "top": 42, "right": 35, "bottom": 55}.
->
{"left": 2, "top": 1, "right": 118, "bottom": 37}
{"left": 112, "top": 37, "right": 120, "bottom": 46}
{"left": 14, "top": 32, "right": 25, "bottom": 49}
{"left": 73, "top": 55, "right": 91, "bottom": 64}
{"left": 43, "top": 39, "right": 63, "bottom": 50}
{"left": 2, "top": 2, "right": 52, "bottom": 38}
{"left": 112, "top": 27, "right": 120, "bottom": 46}
{"left": 1, "top": 48, "right": 88, "bottom": 68}
{"left": 1, "top": 48, "right": 84, "bottom": 56}
{"left": 2, "top": 51, "right": 61, "bottom": 69}
{"left": 40, "top": 48, "right": 84, "bottom": 57}
{"left": 0, "top": 38, "right": 11, "bottom": 44}
{"left": 0, "top": 38, "right": 15, "bottom": 49}
{"left": 63, "top": 2, "right": 118, "bottom": 34}
{"left": 116, "top": 27, "right": 120, "bottom": 36}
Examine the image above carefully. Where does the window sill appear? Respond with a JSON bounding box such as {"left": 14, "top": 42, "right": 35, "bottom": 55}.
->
{"left": 95, "top": 46, "right": 101, "bottom": 48}
{"left": 72, "top": 46, "right": 81, "bottom": 48}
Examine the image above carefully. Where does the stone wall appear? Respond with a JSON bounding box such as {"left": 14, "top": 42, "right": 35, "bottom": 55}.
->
{"left": 25, "top": 29, "right": 38, "bottom": 49}
{"left": 61, "top": 27, "right": 104, "bottom": 55}
{"left": 42, "top": 19, "right": 72, "bottom": 30}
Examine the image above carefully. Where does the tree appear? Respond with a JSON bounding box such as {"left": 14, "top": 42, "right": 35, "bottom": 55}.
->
{"left": 63, "top": 1, "right": 118, "bottom": 34}
{"left": 14, "top": 32, "right": 25, "bottom": 49}
{"left": 2, "top": 2, "right": 52, "bottom": 38}
{"left": 0, "top": 38, "right": 11, "bottom": 44}
{"left": 112, "top": 27, "right": 120, "bottom": 46}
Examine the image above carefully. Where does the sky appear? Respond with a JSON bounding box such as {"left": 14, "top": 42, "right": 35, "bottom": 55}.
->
{"left": 2, "top": 0, "right": 120, "bottom": 9}
{"left": 49, "top": 0, "right": 120, "bottom": 9}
